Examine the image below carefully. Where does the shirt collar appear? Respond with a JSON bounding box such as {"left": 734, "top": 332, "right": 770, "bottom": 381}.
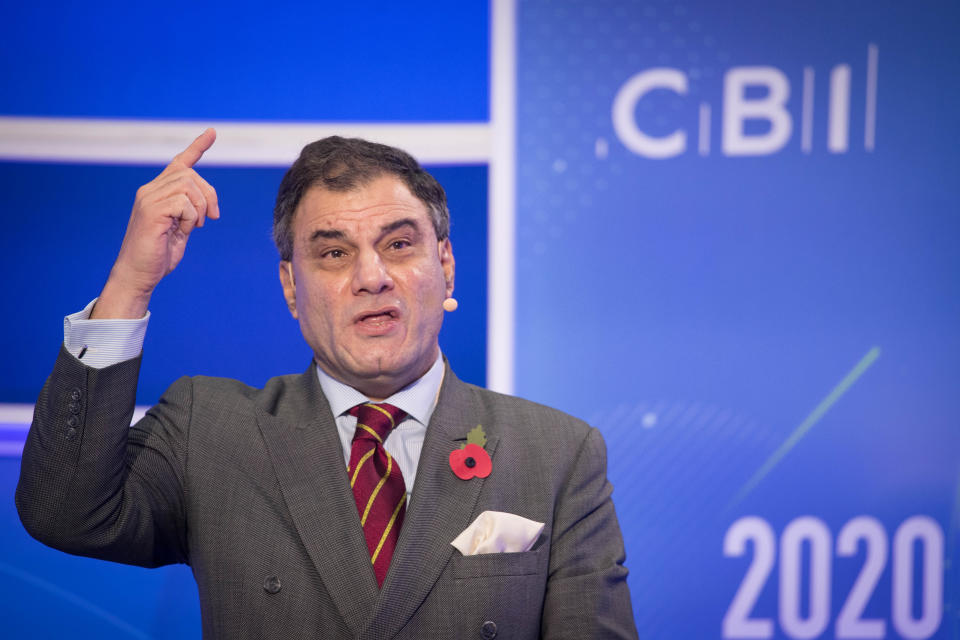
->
{"left": 315, "top": 352, "right": 445, "bottom": 427}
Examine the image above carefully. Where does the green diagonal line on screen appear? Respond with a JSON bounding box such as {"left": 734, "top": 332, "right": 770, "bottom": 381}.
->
{"left": 726, "top": 346, "right": 881, "bottom": 512}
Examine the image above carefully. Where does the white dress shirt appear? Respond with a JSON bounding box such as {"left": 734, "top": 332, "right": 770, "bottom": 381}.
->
{"left": 62, "top": 299, "right": 444, "bottom": 501}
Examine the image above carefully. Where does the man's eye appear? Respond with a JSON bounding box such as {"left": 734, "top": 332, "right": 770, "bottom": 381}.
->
{"left": 323, "top": 248, "right": 346, "bottom": 259}
{"left": 389, "top": 240, "right": 411, "bottom": 250}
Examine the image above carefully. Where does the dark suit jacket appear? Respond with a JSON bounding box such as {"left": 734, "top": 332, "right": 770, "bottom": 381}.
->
{"left": 17, "top": 347, "right": 637, "bottom": 639}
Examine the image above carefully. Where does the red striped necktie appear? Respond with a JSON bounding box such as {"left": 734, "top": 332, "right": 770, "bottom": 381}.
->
{"left": 347, "top": 402, "right": 408, "bottom": 587}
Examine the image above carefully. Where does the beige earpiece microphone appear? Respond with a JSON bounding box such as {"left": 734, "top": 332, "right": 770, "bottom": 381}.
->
{"left": 442, "top": 298, "right": 458, "bottom": 312}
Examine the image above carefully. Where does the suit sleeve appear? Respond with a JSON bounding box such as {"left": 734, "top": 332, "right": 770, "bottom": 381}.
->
{"left": 16, "top": 345, "right": 191, "bottom": 568}
{"left": 541, "top": 426, "right": 639, "bottom": 639}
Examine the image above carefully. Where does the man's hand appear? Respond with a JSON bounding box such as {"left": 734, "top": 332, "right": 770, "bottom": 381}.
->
{"left": 92, "top": 129, "right": 219, "bottom": 319}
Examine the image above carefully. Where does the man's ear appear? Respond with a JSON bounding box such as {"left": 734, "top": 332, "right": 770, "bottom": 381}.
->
{"left": 279, "top": 261, "right": 298, "bottom": 318}
{"left": 439, "top": 238, "right": 455, "bottom": 298}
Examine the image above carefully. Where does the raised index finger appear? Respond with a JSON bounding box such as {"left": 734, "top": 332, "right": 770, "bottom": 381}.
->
{"left": 171, "top": 127, "right": 217, "bottom": 168}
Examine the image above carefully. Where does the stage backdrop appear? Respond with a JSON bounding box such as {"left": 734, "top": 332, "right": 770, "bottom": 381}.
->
{"left": 1, "top": 1, "right": 958, "bottom": 639}
{"left": 513, "top": 1, "right": 959, "bottom": 640}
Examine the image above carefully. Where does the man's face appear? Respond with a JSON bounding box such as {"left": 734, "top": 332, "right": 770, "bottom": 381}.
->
{"left": 279, "top": 175, "right": 455, "bottom": 400}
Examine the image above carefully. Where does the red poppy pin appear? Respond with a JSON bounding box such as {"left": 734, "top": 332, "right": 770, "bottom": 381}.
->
{"left": 449, "top": 424, "right": 492, "bottom": 480}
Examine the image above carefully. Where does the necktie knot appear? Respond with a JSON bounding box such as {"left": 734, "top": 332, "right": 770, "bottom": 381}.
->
{"left": 348, "top": 402, "right": 407, "bottom": 444}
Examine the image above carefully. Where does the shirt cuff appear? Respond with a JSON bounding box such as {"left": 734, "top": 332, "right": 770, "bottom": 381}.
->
{"left": 64, "top": 298, "right": 150, "bottom": 369}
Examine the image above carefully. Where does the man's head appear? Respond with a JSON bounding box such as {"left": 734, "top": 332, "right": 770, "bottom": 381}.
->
{"left": 275, "top": 137, "right": 455, "bottom": 400}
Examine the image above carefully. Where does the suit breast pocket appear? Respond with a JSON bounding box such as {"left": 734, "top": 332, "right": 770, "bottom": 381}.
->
{"left": 441, "top": 548, "right": 548, "bottom": 640}
{"left": 451, "top": 547, "right": 544, "bottom": 579}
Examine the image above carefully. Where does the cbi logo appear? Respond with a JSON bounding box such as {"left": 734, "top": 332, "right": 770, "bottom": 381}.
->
{"left": 612, "top": 44, "right": 879, "bottom": 158}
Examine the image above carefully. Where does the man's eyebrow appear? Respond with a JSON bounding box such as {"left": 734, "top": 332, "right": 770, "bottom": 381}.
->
{"left": 380, "top": 218, "right": 421, "bottom": 235}
{"left": 308, "top": 228, "right": 346, "bottom": 242}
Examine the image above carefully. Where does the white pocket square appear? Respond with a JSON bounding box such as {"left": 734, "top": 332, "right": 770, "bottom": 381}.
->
{"left": 451, "top": 510, "right": 545, "bottom": 556}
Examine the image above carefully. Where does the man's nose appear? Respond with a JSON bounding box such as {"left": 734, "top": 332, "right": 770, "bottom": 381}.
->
{"left": 352, "top": 248, "right": 394, "bottom": 295}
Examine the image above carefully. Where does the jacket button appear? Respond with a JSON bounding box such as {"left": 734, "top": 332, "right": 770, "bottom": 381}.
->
{"left": 68, "top": 402, "right": 81, "bottom": 414}
{"left": 65, "top": 427, "right": 77, "bottom": 441}
{"left": 263, "top": 575, "right": 281, "bottom": 594}
{"left": 67, "top": 415, "right": 80, "bottom": 428}
{"left": 480, "top": 620, "right": 497, "bottom": 639}
{"left": 70, "top": 388, "right": 82, "bottom": 401}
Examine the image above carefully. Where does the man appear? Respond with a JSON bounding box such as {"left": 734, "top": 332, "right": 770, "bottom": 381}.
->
{"left": 17, "top": 130, "right": 637, "bottom": 638}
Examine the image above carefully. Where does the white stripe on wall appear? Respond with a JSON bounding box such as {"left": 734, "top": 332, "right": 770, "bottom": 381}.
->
{"left": 0, "top": 404, "right": 36, "bottom": 425}
{"left": 0, "top": 117, "right": 492, "bottom": 166}
{"left": 0, "top": 404, "right": 151, "bottom": 429}
{"left": 0, "top": 405, "right": 151, "bottom": 457}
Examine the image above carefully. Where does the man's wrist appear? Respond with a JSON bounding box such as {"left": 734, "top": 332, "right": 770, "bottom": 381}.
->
{"left": 91, "top": 274, "right": 152, "bottom": 320}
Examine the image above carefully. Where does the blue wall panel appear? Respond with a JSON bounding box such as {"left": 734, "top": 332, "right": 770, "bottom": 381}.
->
{"left": 1, "top": 2, "right": 493, "bottom": 636}
{"left": 1, "top": 2, "right": 489, "bottom": 122}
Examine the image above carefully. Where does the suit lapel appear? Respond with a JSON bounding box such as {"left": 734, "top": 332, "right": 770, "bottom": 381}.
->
{"left": 362, "top": 368, "right": 498, "bottom": 640}
{"left": 255, "top": 365, "right": 379, "bottom": 636}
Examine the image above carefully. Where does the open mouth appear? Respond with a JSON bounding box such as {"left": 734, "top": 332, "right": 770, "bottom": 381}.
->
{"left": 355, "top": 308, "right": 400, "bottom": 327}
